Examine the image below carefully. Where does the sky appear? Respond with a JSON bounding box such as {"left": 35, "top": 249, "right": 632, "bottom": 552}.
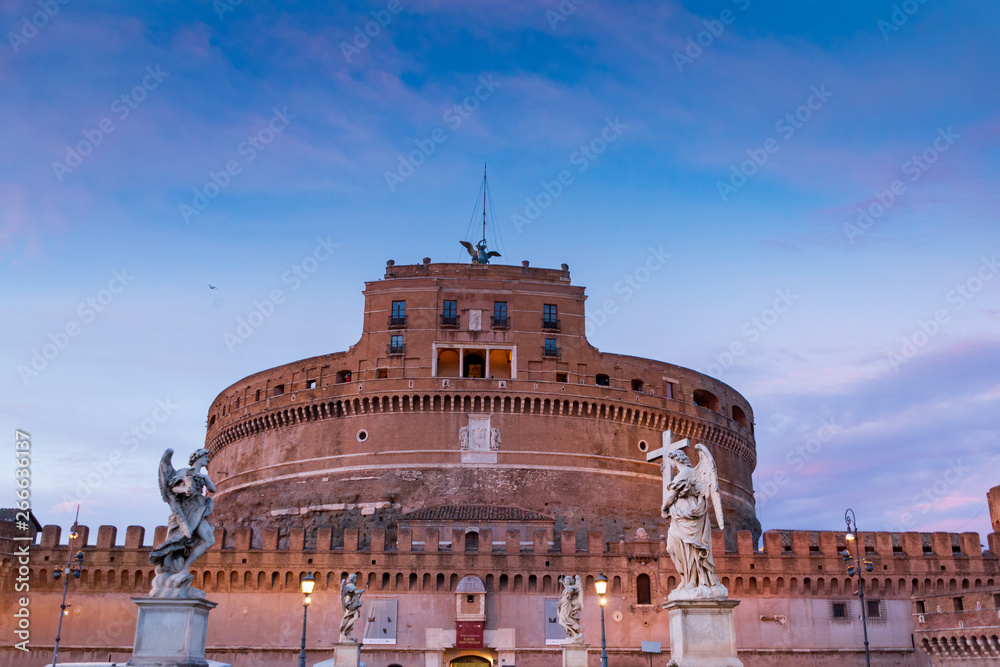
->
{"left": 1, "top": 0, "right": 998, "bottom": 546}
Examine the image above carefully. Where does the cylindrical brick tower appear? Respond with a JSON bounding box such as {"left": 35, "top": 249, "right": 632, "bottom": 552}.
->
{"left": 204, "top": 259, "right": 761, "bottom": 546}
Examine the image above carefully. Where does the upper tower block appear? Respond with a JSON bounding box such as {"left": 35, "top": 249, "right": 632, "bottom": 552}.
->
{"left": 359, "top": 259, "right": 582, "bottom": 382}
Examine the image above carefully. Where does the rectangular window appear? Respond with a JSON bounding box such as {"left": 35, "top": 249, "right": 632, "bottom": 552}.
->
{"left": 915, "top": 600, "right": 925, "bottom": 614}
{"left": 376, "top": 368, "right": 388, "bottom": 379}
{"left": 389, "top": 335, "right": 404, "bottom": 354}
{"left": 305, "top": 379, "right": 316, "bottom": 389}
{"left": 543, "top": 304, "right": 559, "bottom": 329}
{"left": 556, "top": 372, "right": 568, "bottom": 383}
{"left": 543, "top": 338, "right": 559, "bottom": 356}
{"left": 831, "top": 601, "right": 847, "bottom": 620}
{"left": 867, "top": 599, "right": 882, "bottom": 619}
{"left": 993, "top": 593, "right": 1000, "bottom": 609}
{"left": 272, "top": 384, "right": 285, "bottom": 397}
{"left": 493, "top": 301, "right": 508, "bottom": 328}
{"left": 953, "top": 596, "right": 964, "bottom": 612}
{"left": 363, "top": 599, "right": 398, "bottom": 645}
{"left": 442, "top": 299, "right": 458, "bottom": 326}
{"left": 255, "top": 389, "right": 261, "bottom": 402}
{"left": 390, "top": 301, "right": 406, "bottom": 327}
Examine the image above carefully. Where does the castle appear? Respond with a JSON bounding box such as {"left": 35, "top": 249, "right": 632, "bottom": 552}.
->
{"left": 2, "top": 257, "right": 998, "bottom": 667}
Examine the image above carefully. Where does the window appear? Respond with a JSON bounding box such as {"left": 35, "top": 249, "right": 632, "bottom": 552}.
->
{"left": 336, "top": 370, "right": 352, "bottom": 383}
{"left": 953, "top": 596, "right": 964, "bottom": 611}
{"left": 493, "top": 301, "right": 508, "bottom": 328}
{"left": 692, "top": 389, "right": 720, "bottom": 411}
{"left": 831, "top": 602, "right": 848, "bottom": 620}
{"left": 389, "top": 335, "right": 404, "bottom": 354}
{"left": 543, "top": 304, "right": 559, "bottom": 330}
{"left": 867, "top": 599, "right": 882, "bottom": 619}
{"left": 272, "top": 384, "right": 285, "bottom": 397}
{"left": 631, "top": 378, "right": 644, "bottom": 392}
{"left": 596, "top": 374, "right": 610, "bottom": 386}
{"left": 994, "top": 593, "right": 1000, "bottom": 609}
{"left": 376, "top": 368, "right": 388, "bottom": 379}
{"left": 362, "top": 599, "right": 398, "bottom": 645}
{"left": 442, "top": 299, "right": 457, "bottom": 326}
{"left": 556, "top": 372, "right": 568, "bottom": 383}
{"left": 915, "top": 600, "right": 925, "bottom": 614}
{"left": 636, "top": 573, "right": 651, "bottom": 605}
{"left": 465, "top": 531, "right": 479, "bottom": 552}
{"left": 390, "top": 301, "right": 406, "bottom": 327}
{"left": 255, "top": 389, "right": 261, "bottom": 401}
{"left": 543, "top": 338, "right": 559, "bottom": 357}
{"left": 305, "top": 379, "right": 316, "bottom": 389}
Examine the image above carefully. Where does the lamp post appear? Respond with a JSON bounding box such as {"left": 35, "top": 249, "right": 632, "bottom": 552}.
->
{"left": 843, "top": 509, "right": 873, "bottom": 667}
{"left": 298, "top": 571, "right": 316, "bottom": 667}
{"left": 52, "top": 510, "right": 83, "bottom": 667}
{"left": 594, "top": 573, "right": 608, "bottom": 667}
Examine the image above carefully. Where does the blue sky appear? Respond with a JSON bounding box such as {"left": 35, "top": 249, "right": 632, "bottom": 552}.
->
{"left": 1, "top": 0, "right": 998, "bottom": 544}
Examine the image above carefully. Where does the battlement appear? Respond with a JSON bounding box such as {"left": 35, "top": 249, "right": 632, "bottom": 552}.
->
{"left": 36, "top": 524, "right": 1000, "bottom": 560}
{"left": 380, "top": 259, "right": 571, "bottom": 283}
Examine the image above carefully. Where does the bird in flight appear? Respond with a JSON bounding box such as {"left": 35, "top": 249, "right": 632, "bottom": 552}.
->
{"left": 209, "top": 284, "right": 218, "bottom": 290}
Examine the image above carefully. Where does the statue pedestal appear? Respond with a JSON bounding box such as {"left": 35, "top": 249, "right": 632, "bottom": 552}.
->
{"left": 314, "top": 642, "right": 363, "bottom": 667}
{"left": 126, "top": 597, "right": 228, "bottom": 667}
{"left": 561, "top": 643, "right": 590, "bottom": 667}
{"left": 664, "top": 600, "right": 742, "bottom": 667}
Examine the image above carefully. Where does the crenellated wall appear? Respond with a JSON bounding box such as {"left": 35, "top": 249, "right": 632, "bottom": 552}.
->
{"left": 4, "top": 521, "right": 996, "bottom": 667}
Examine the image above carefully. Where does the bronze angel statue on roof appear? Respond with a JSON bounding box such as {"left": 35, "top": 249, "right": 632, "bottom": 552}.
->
{"left": 149, "top": 448, "right": 217, "bottom": 598}
{"left": 460, "top": 239, "right": 501, "bottom": 265}
{"left": 661, "top": 442, "right": 729, "bottom": 601}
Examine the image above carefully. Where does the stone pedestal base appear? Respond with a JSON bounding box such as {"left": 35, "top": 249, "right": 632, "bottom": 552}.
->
{"left": 562, "top": 643, "right": 590, "bottom": 667}
{"left": 313, "top": 642, "right": 363, "bottom": 667}
{"left": 664, "top": 599, "right": 742, "bottom": 667}
{"left": 126, "top": 596, "right": 228, "bottom": 667}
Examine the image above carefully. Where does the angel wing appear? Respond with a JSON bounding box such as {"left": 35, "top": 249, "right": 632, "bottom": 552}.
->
{"left": 459, "top": 241, "right": 476, "bottom": 258}
{"left": 693, "top": 443, "right": 724, "bottom": 529}
{"left": 486, "top": 251, "right": 501, "bottom": 259}
{"left": 157, "top": 449, "right": 193, "bottom": 538}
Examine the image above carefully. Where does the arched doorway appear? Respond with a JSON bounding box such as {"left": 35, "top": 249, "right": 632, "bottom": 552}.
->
{"left": 449, "top": 655, "right": 492, "bottom": 667}
{"left": 464, "top": 353, "right": 485, "bottom": 378}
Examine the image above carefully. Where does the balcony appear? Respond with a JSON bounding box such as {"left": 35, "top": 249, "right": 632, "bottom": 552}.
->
{"left": 542, "top": 345, "right": 561, "bottom": 358}
{"left": 387, "top": 343, "right": 405, "bottom": 355}
{"left": 542, "top": 318, "right": 561, "bottom": 331}
{"left": 491, "top": 316, "right": 509, "bottom": 330}
{"left": 440, "top": 315, "right": 459, "bottom": 328}
{"left": 388, "top": 316, "right": 407, "bottom": 329}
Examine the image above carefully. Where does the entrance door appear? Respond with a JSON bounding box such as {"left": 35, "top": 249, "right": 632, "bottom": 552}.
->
{"left": 450, "top": 656, "right": 492, "bottom": 667}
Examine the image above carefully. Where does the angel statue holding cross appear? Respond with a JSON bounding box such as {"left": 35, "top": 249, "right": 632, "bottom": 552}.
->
{"left": 659, "top": 439, "right": 728, "bottom": 601}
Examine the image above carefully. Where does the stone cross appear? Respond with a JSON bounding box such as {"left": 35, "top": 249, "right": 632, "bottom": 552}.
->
{"left": 646, "top": 430, "right": 689, "bottom": 504}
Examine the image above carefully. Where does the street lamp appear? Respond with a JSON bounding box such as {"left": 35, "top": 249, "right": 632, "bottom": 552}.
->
{"left": 844, "top": 509, "right": 873, "bottom": 667}
{"left": 594, "top": 573, "right": 608, "bottom": 667}
{"left": 298, "top": 571, "right": 316, "bottom": 667}
{"left": 52, "top": 510, "right": 83, "bottom": 667}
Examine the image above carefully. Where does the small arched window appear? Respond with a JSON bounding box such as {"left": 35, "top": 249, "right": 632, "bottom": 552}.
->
{"left": 693, "top": 389, "right": 720, "bottom": 412}
{"left": 465, "top": 531, "right": 479, "bottom": 552}
{"left": 636, "top": 573, "right": 651, "bottom": 605}
{"left": 732, "top": 405, "right": 747, "bottom": 427}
